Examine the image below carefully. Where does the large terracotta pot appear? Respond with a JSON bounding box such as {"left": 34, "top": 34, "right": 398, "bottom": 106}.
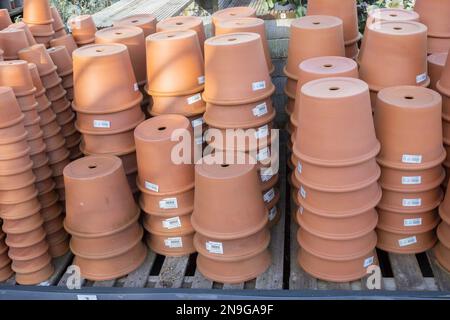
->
{"left": 0, "top": 9, "right": 12, "bottom": 30}
{"left": 148, "top": 93, "right": 206, "bottom": 117}
{"left": 146, "top": 30, "right": 204, "bottom": 96}
{"left": 377, "top": 208, "right": 440, "bottom": 234}
{"left": 143, "top": 214, "right": 193, "bottom": 235}
{"left": 215, "top": 17, "right": 273, "bottom": 74}
{"left": 366, "top": 8, "right": 419, "bottom": 27}
{"left": 12, "top": 253, "right": 54, "bottom": 285}
{"left": 211, "top": 6, "right": 256, "bottom": 35}
{"left": 22, "top": 0, "right": 53, "bottom": 25}
{"left": 375, "top": 86, "right": 445, "bottom": 169}
{"left": 414, "top": 0, "right": 450, "bottom": 38}
{"left": 73, "top": 43, "right": 142, "bottom": 112}
{"left": 95, "top": 26, "right": 146, "bottom": 86}
{"left": 203, "top": 32, "right": 274, "bottom": 105}
{"left": 379, "top": 165, "right": 445, "bottom": 192}
{"left": 47, "top": 46, "right": 72, "bottom": 77}
{"left": 378, "top": 185, "right": 443, "bottom": 213}
{"left": 428, "top": 53, "right": 448, "bottom": 91}
{"left": 0, "top": 29, "right": 31, "bottom": 60}
{"left": 139, "top": 186, "right": 194, "bottom": 217}
{"left": 376, "top": 225, "right": 438, "bottom": 254}
{"left": 49, "top": 34, "right": 78, "bottom": 56}
{"left": 68, "top": 15, "right": 97, "bottom": 45}
{"left": 113, "top": 14, "right": 156, "bottom": 38}
{"left": 63, "top": 155, "right": 138, "bottom": 235}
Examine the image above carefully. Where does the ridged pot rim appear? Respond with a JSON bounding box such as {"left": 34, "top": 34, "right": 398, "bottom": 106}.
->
{"left": 376, "top": 148, "right": 446, "bottom": 171}
{"left": 202, "top": 85, "right": 275, "bottom": 106}
{"left": 14, "top": 86, "right": 37, "bottom": 98}
{"left": 145, "top": 84, "right": 205, "bottom": 98}
{"left": 437, "top": 223, "right": 450, "bottom": 248}
{"left": 75, "top": 113, "right": 145, "bottom": 135}
{"left": 79, "top": 140, "right": 136, "bottom": 157}
{"left": 11, "top": 253, "right": 52, "bottom": 274}
{"left": 0, "top": 158, "right": 33, "bottom": 176}
{"left": 137, "top": 179, "right": 195, "bottom": 196}
{"left": 375, "top": 229, "right": 437, "bottom": 254}
{"left": 0, "top": 113, "right": 25, "bottom": 130}
{"left": 344, "top": 32, "right": 362, "bottom": 46}
{"left": 0, "top": 130, "right": 28, "bottom": 147}
{"left": 144, "top": 220, "right": 194, "bottom": 237}
{"left": 379, "top": 168, "right": 445, "bottom": 192}
{"left": 204, "top": 108, "right": 276, "bottom": 130}
{"left": 377, "top": 214, "right": 440, "bottom": 234}
{"left": 377, "top": 191, "right": 443, "bottom": 213}
{"left": 8, "top": 241, "right": 49, "bottom": 261}
{"left": 72, "top": 93, "right": 143, "bottom": 115}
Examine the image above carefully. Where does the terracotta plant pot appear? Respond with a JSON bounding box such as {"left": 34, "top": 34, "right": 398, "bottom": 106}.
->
{"left": 68, "top": 15, "right": 97, "bottom": 45}
{"left": 0, "top": 9, "right": 12, "bottom": 30}
{"left": 73, "top": 43, "right": 142, "bottom": 112}
{"left": 143, "top": 214, "right": 193, "bottom": 235}
{"left": 114, "top": 14, "right": 156, "bottom": 38}
{"left": 414, "top": 0, "right": 450, "bottom": 38}
{"left": 375, "top": 86, "right": 445, "bottom": 169}
{"left": 145, "top": 30, "right": 204, "bottom": 96}
{"left": 434, "top": 224, "right": 450, "bottom": 271}
{"left": 139, "top": 184, "right": 194, "bottom": 216}
{"left": 6, "top": 22, "right": 37, "bottom": 46}
{"left": 50, "top": 7, "right": 65, "bottom": 34}
{"left": 366, "top": 8, "right": 419, "bottom": 27}
{"left": 149, "top": 93, "right": 206, "bottom": 117}
{"left": 95, "top": 26, "right": 146, "bottom": 85}
{"left": 145, "top": 231, "right": 195, "bottom": 257}
{"left": 47, "top": 46, "right": 72, "bottom": 77}
{"left": 2, "top": 212, "right": 44, "bottom": 235}
{"left": 379, "top": 165, "right": 445, "bottom": 192}
{"left": 378, "top": 186, "right": 443, "bottom": 213}
{"left": 12, "top": 253, "right": 54, "bottom": 285}
{"left": 211, "top": 7, "right": 256, "bottom": 35}
{"left": 437, "top": 53, "right": 450, "bottom": 96}
{"left": 203, "top": 32, "right": 274, "bottom": 105}
{"left": 376, "top": 226, "right": 438, "bottom": 254}
{"left": 22, "top": 0, "right": 53, "bottom": 25}
{"left": 377, "top": 208, "right": 440, "bottom": 234}
{"left": 5, "top": 223, "right": 46, "bottom": 248}
{"left": 426, "top": 37, "right": 450, "bottom": 55}
{"left": 0, "top": 196, "right": 40, "bottom": 220}
{"left": 18, "top": 44, "right": 57, "bottom": 78}
{"left": 428, "top": 53, "right": 448, "bottom": 91}
{"left": 8, "top": 238, "right": 48, "bottom": 261}
{"left": 49, "top": 34, "right": 78, "bottom": 56}
{"left": 63, "top": 155, "right": 138, "bottom": 235}
{"left": 0, "top": 29, "right": 31, "bottom": 60}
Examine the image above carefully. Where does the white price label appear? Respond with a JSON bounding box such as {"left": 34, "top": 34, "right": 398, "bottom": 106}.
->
{"left": 297, "top": 161, "right": 302, "bottom": 174}
{"left": 364, "top": 256, "right": 374, "bottom": 268}
{"left": 187, "top": 93, "right": 202, "bottom": 105}
{"left": 402, "top": 176, "right": 422, "bottom": 185}
{"left": 159, "top": 197, "right": 178, "bottom": 209}
{"left": 252, "top": 81, "right": 266, "bottom": 91}
{"left": 144, "top": 181, "right": 159, "bottom": 192}
{"left": 263, "top": 188, "right": 276, "bottom": 203}
{"left": 402, "top": 198, "right": 422, "bottom": 207}
{"left": 269, "top": 207, "right": 277, "bottom": 221}
{"left": 416, "top": 73, "right": 427, "bottom": 84}
{"left": 256, "top": 147, "right": 270, "bottom": 161}
{"left": 164, "top": 237, "right": 183, "bottom": 248}
{"left": 134, "top": 83, "right": 139, "bottom": 91}
{"left": 198, "top": 76, "right": 205, "bottom": 84}
{"left": 255, "top": 125, "right": 269, "bottom": 139}
{"left": 404, "top": 218, "right": 422, "bottom": 227}
{"left": 191, "top": 117, "right": 204, "bottom": 128}
{"left": 260, "top": 168, "right": 274, "bottom": 182}
{"left": 206, "top": 241, "right": 223, "bottom": 254}
{"left": 300, "top": 186, "right": 306, "bottom": 199}
{"left": 93, "top": 120, "right": 111, "bottom": 128}
{"left": 162, "top": 217, "right": 182, "bottom": 229}
{"left": 402, "top": 154, "right": 422, "bottom": 164}
{"left": 252, "top": 102, "right": 268, "bottom": 117}
{"left": 398, "top": 236, "right": 417, "bottom": 247}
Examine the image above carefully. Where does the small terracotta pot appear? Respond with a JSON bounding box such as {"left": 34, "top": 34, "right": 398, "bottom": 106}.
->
{"left": 73, "top": 43, "right": 142, "bottom": 112}
{"left": 0, "top": 151, "right": 32, "bottom": 176}
{"left": 41, "top": 202, "right": 62, "bottom": 221}
{"left": 0, "top": 196, "right": 40, "bottom": 220}
{"left": 68, "top": 15, "right": 97, "bottom": 45}
{"left": 142, "top": 213, "right": 193, "bottom": 235}
{"left": 135, "top": 115, "right": 194, "bottom": 193}
{"left": 203, "top": 32, "right": 274, "bottom": 105}
{"left": 114, "top": 14, "right": 157, "bottom": 38}
{"left": 377, "top": 207, "right": 440, "bottom": 234}
{"left": 43, "top": 214, "right": 64, "bottom": 235}
{"left": 139, "top": 186, "right": 194, "bottom": 217}
{"left": 0, "top": 60, "right": 36, "bottom": 97}
{"left": 33, "top": 35, "right": 53, "bottom": 47}
{"left": 22, "top": 0, "right": 53, "bottom": 24}
{"left": 0, "top": 162, "right": 35, "bottom": 190}
{"left": 38, "top": 104, "right": 56, "bottom": 127}
{"left": 0, "top": 133, "right": 29, "bottom": 159}
{"left": 145, "top": 231, "right": 195, "bottom": 257}
{"left": 0, "top": 85, "right": 26, "bottom": 124}
{"left": 8, "top": 238, "right": 48, "bottom": 261}
{"left": 25, "top": 22, "right": 54, "bottom": 37}
{"left": 49, "top": 34, "right": 78, "bottom": 56}
{"left": 95, "top": 26, "right": 146, "bottom": 85}
{"left": 45, "top": 82, "right": 66, "bottom": 101}
{"left": 47, "top": 46, "right": 72, "bottom": 76}
{"left": 211, "top": 6, "right": 256, "bottom": 35}
{"left": 375, "top": 86, "right": 445, "bottom": 169}
{"left": 18, "top": 44, "right": 58, "bottom": 78}
{"left": 50, "top": 95, "right": 70, "bottom": 113}
{"left": 0, "top": 9, "right": 12, "bottom": 30}
{"left": 14, "top": 261, "right": 54, "bottom": 285}
{"left": 148, "top": 92, "right": 206, "bottom": 117}
{"left": 146, "top": 30, "right": 204, "bottom": 96}
{"left": 48, "top": 235, "right": 70, "bottom": 257}
{"left": 414, "top": 0, "right": 450, "bottom": 38}
{"left": 2, "top": 211, "right": 43, "bottom": 235}
{"left": 64, "top": 155, "right": 138, "bottom": 235}
{"left": 6, "top": 21, "right": 37, "bottom": 46}
{"left": 0, "top": 29, "right": 30, "bottom": 60}
{"left": 0, "top": 178, "right": 38, "bottom": 204}
{"left": 73, "top": 240, "right": 146, "bottom": 281}
{"left": 0, "top": 263, "right": 13, "bottom": 282}
{"left": 358, "top": 22, "right": 428, "bottom": 91}
{"left": 379, "top": 165, "right": 445, "bottom": 191}
{"left": 366, "top": 8, "right": 419, "bottom": 28}
{"left": 378, "top": 186, "right": 444, "bottom": 213}
{"left": 376, "top": 226, "right": 438, "bottom": 254}
{"left": 38, "top": 187, "right": 59, "bottom": 207}
{"left": 50, "top": 7, "right": 65, "bottom": 33}
{"left": 5, "top": 224, "right": 46, "bottom": 248}
{"left": 157, "top": 16, "right": 205, "bottom": 53}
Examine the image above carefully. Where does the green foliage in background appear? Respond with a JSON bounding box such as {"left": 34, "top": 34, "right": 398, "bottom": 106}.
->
{"left": 50, "top": 0, "right": 113, "bottom": 23}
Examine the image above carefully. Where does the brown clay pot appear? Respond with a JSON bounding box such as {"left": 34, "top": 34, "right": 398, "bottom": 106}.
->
{"left": 428, "top": 53, "right": 448, "bottom": 91}
{"left": 358, "top": 22, "right": 428, "bottom": 91}
{"left": 145, "top": 231, "right": 196, "bottom": 257}
{"left": 49, "top": 34, "right": 78, "bottom": 56}
{"left": 0, "top": 9, "right": 12, "bottom": 30}
{"left": 139, "top": 187, "right": 194, "bottom": 217}
{"left": 145, "top": 30, "right": 204, "bottom": 96}
{"left": 6, "top": 21, "right": 37, "bottom": 46}
{"left": 157, "top": 16, "right": 206, "bottom": 54}
{"left": 0, "top": 178, "right": 38, "bottom": 205}
{"left": 148, "top": 92, "right": 206, "bottom": 117}
{"left": 376, "top": 226, "right": 438, "bottom": 254}
{"left": 378, "top": 186, "right": 444, "bottom": 213}
{"left": 18, "top": 44, "right": 57, "bottom": 78}
{"left": 414, "top": 0, "right": 450, "bottom": 38}
{"left": 0, "top": 60, "right": 36, "bottom": 97}
{"left": 68, "top": 15, "right": 97, "bottom": 45}
{"left": 1, "top": 211, "right": 43, "bottom": 235}
{"left": 203, "top": 32, "right": 275, "bottom": 105}
{"left": 366, "top": 8, "right": 419, "bottom": 27}
{"left": 8, "top": 238, "right": 48, "bottom": 261}
{"left": 12, "top": 253, "right": 54, "bottom": 285}
{"left": 0, "top": 133, "right": 30, "bottom": 159}
{"left": 211, "top": 7, "right": 256, "bottom": 35}
{"left": 48, "top": 235, "right": 70, "bottom": 257}
{"left": 0, "top": 196, "right": 40, "bottom": 220}
{"left": 0, "top": 162, "right": 35, "bottom": 190}
{"left": 5, "top": 224, "right": 46, "bottom": 248}
{"left": 95, "top": 26, "right": 146, "bottom": 85}
{"left": 142, "top": 214, "right": 193, "bottom": 235}
{"left": 50, "top": 7, "right": 65, "bottom": 34}
{"left": 63, "top": 155, "right": 138, "bottom": 235}
{"left": 43, "top": 214, "right": 64, "bottom": 235}
{"left": 434, "top": 239, "right": 450, "bottom": 272}
{"left": 377, "top": 207, "right": 440, "bottom": 234}
{"left": 437, "top": 53, "right": 450, "bottom": 96}
{"left": 0, "top": 29, "right": 30, "bottom": 60}
{"left": 22, "top": 0, "right": 53, "bottom": 24}
{"left": 41, "top": 202, "right": 62, "bottom": 222}
{"left": 379, "top": 165, "right": 445, "bottom": 191}
{"left": 73, "top": 43, "right": 142, "bottom": 112}
{"left": 38, "top": 188, "right": 59, "bottom": 208}
{"left": 114, "top": 14, "right": 157, "bottom": 38}
{"left": 47, "top": 45, "right": 72, "bottom": 77}
{"left": 0, "top": 263, "right": 13, "bottom": 282}
{"left": 427, "top": 37, "right": 450, "bottom": 55}
{"left": 375, "top": 86, "right": 445, "bottom": 169}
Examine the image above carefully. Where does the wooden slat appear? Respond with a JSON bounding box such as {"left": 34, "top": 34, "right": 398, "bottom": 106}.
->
{"left": 223, "top": 283, "right": 245, "bottom": 290}
{"left": 190, "top": 269, "right": 214, "bottom": 289}
{"left": 93, "top": 279, "right": 116, "bottom": 287}
{"left": 154, "top": 256, "right": 190, "bottom": 288}
{"left": 382, "top": 278, "right": 397, "bottom": 291}
{"left": 43, "top": 252, "right": 74, "bottom": 286}
{"left": 317, "top": 280, "right": 351, "bottom": 290}
{"left": 122, "top": 251, "right": 157, "bottom": 288}
{"left": 426, "top": 250, "right": 450, "bottom": 291}
{"left": 388, "top": 253, "right": 427, "bottom": 291}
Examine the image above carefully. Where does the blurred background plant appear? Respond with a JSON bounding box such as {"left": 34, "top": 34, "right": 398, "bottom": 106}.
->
{"left": 50, "top": 0, "right": 114, "bottom": 23}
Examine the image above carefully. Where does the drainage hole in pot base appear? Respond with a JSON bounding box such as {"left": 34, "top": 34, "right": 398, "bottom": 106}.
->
{"left": 158, "top": 127, "right": 166, "bottom": 131}
{"left": 323, "top": 64, "right": 333, "bottom": 68}
{"left": 404, "top": 96, "right": 414, "bottom": 100}
{"left": 329, "top": 87, "right": 340, "bottom": 91}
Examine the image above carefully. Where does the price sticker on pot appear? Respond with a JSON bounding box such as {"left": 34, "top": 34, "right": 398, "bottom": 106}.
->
{"left": 297, "top": 161, "right": 303, "bottom": 174}
{"left": 187, "top": 93, "right": 202, "bottom": 105}
{"left": 159, "top": 197, "right": 178, "bottom": 209}
{"left": 191, "top": 117, "right": 204, "bottom": 128}
{"left": 256, "top": 147, "right": 270, "bottom": 161}
{"left": 145, "top": 181, "right": 159, "bottom": 192}
{"left": 416, "top": 73, "right": 427, "bottom": 84}
{"left": 198, "top": 75, "right": 205, "bottom": 84}
{"left": 252, "top": 80, "right": 266, "bottom": 91}
{"left": 263, "top": 188, "right": 276, "bottom": 203}
{"left": 300, "top": 186, "right": 306, "bottom": 199}
{"left": 404, "top": 218, "right": 422, "bottom": 227}
{"left": 260, "top": 167, "right": 274, "bottom": 182}
{"left": 402, "top": 176, "right": 422, "bottom": 185}
{"left": 162, "top": 217, "right": 182, "bottom": 229}
{"left": 206, "top": 241, "right": 224, "bottom": 254}
{"left": 134, "top": 83, "right": 139, "bottom": 91}
{"left": 398, "top": 236, "right": 417, "bottom": 247}
{"left": 363, "top": 256, "right": 374, "bottom": 268}
{"left": 255, "top": 125, "right": 269, "bottom": 139}
{"left": 252, "top": 102, "right": 268, "bottom": 117}
{"left": 269, "top": 207, "right": 277, "bottom": 221}
{"left": 93, "top": 120, "right": 111, "bottom": 128}
{"left": 402, "top": 198, "right": 422, "bottom": 207}
{"left": 402, "top": 154, "right": 422, "bottom": 164}
{"left": 164, "top": 237, "right": 183, "bottom": 248}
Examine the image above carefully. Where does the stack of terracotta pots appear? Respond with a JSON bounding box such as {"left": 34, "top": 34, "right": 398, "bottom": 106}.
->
{"left": 203, "top": 32, "right": 281, "bottom": 226}
{"left": 135, "top": 115, "right": 196, "bottom": 257}
{"left": 63, "top": 155, "right": 146, "bottom": 281}
{"left": 68, "top": 15, "right": 97, "bottom": 47}
{"left": 292, "top": 78, "right": 380, "bottom": 282}
{"left": 374, "top": 86, "right": 444, "bottom": 254}
{"left": 0, "top": 60, "right": 70, "bottom": 257}
{"left": 307, "top": 0, "right": 360, "bottom": 60}
{"left": 5, "top": 22, "right": 37, "bottom": 46}
{"left": 211, "top": 6, "right": 256, "bottom": 35}
{"left": 50, "top": 6, "right": 66, "bottom": 39}
{"left": 47, "top": 46, "right": 74, "bottom": 101}
{"left": 72, "top": 44, "right": 145, "bottom": 195}
{"left": 22, "top": 0, "right": 55, "bottom": 47}
{"left": 0, "top": 28, "right": 32, "bottom": 60}
{"left": 428, "top": 52, "right": 448, "bottom": 91}
{"left": 49, "top": 34, "right": 78, "bottom": 56}
{"left": 284, "top": 15, "right": 345, "bottom": 119}
{"left": 414, "top": 0, "right": 450, "bottom": 54}
{"left": 358, "top": 21, "right": 429, "bottom": 109}
{"left": 114, "top": 14, "right": 157, "bottom": 38}
{"left": 435, "top": 186, "right": 450, "bottom": 272}
{"left": 0, "top": 86, "right": 54, "bottom": 285}
{"left": 0, "top": 9, "right": 12, "bottom": 30}
{"left": 366, "top": 8, "right": 419, "bottom": 28}
{"left": 192, "top": 153, "right": 271, "bottom": 284}
{"left": 437, "top": 54, "right": 450, "bottom": 188}
{"left": 0, "top": 221, "right": 13, "bottom": 281}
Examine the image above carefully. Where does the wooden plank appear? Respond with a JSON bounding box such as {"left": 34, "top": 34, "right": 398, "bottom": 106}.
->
{"left": 122, "top": 251, "right": 157, "bottom": 288}
{"left": 93, "top": 279, "right": 116, "bottom": 287}
{"left": 382, "top": 278, "right": 397, "bottom": 291}
{"left": 190, "top": 269, "right": 214, "bottom": 289}
{"left": 43, "top": 252, "right": 74, "bottom": 286}
{"left": 388, "top": 253, "right": 427, "bottom": 291}
{"left": 317, "top": 280, "right": 351, "bottom": 290}
{"left": 424, "top": 278, "right": 439, "bottom": 291}
{"left": 154, "top": 256, "right": 190, "bottom": 288}
{"left": 269, "top": 39, "right": 289, "bottom": 59}
{"left": 265, "top": 19, "right": 292, "bottom": 40}
{"left": 223, "top": 283, "right": 245, "bottom": 289}
{"left": 426, "top": 250, "right": 450, "bottom": 291}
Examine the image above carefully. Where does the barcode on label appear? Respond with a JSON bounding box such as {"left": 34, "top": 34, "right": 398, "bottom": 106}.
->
{"left": 162, "top": 217, "right": 182, "bottom": 229}
{"left": 252, "top": 81, "right": 266, "bottom": 91}
{"left": 134, "top": 83, "right": 139, "bottom": 91}
{"left": 198, "top": 76, "right": 205, "bottom": 84}
{"left": 300, "top": 186, "right": 306, "bottom": 199}
{"left": 364, "top": 256, "right": 374, "bottom": 268}
{"left": 255, "top": 125, "right": 269, "bottom": 139}
{"left": 297, "top": 161, "right": 302, "bottom": 174}
{"left": 256, "top": 147, "right": 270, "bottom": 161}
{"left": 252, "top": 102, "right": 268, "bottom": 117}
{"left": 299, "top": 206, "right": 304, "bottom": 214}
{"left": 206, "top": 241, "right": 223, "bottom": 254}
{"left": 402, "top": 198, "right": 421, "bottom": 207}
{"left": 93, "top": 120, "right": 111, "bottom": 128}
{"left": 164, "top": 237, "right": 183, "bottom": 248}
{"left": 402, "top": 176, "right": 422, "bottom": 185}
{"left": 404, "top": 218, "right": 422, "bottom": 227}
{"left": 187, "top": 93, "right": 202, "bottom": 105}
{"left": 269, "top": 207, "right": 277, "bottom": 221}
{"left": 145, "top": 181, "right": 159, "bottom": 192}
{"left": 398, "top": 236, "right": 417, "bottom": 247}
{"left": 191, "top": 117, "right": 204, "bottom": 128}
{"left": 260, "top": 168, "right": 274, "bottom": 182}
{"left": 402, "top": 154, "right": 422, "bottom": 164}
{"left": 159, "top": 197, "right": 178, "bottom": 209}
{"left": 416, "top": 73, "right": 427, "bottom": 84}
{"left": 263, "top": 188, "right": 276, "bottom": 203}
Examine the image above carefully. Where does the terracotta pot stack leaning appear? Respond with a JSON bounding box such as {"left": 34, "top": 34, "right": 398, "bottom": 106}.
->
{"left": 63, "top": 155, "right": 146, "bottom": 281}
{"left": 284, "top": 15, "right": 345, "bottom": 117}
{"left": 211, "top": 6, "right": 256, "bottom": 36}
{"left": 428, "top": 52, "right": 448, "bottom": 91}
{"left": 113, "top": 14, "right": 157, "bottom": 38}
{"left": 0, "top": 87, "right": 54, "bottom": 285}
{"left": 0, "top": 221, "right": 13, "bottom": 281}
{"left": 358, "top": 21, "right": 429, "bottom": 109}
{"left": 437, "top": 54, "right": 450, "bottom": 188}
{"left": 68, "top": 15, "right": 97, "bottom": 47}
{"left": 292, "top": 78, "right": 381, "bottom": 282}
{"left": 47, "top": 46, "right": 74, "bottom": 101}
{"left": 49, "top": 34, "right": 78, "bottom": 56}
{"left": 414, "top": 0, "right": 450, "bottom": 54}
{"left": 374, "top": 86, "right": 444, "bottom": 254}
{"left": 192, "top": 153, "right": 271, "bottom": 284}
{"left": 434, "top": 185, "right": 450, "bottom": 272}
{"left": 72, "top": 43, "right": 145, "bottom": 194}
{"left": 0, "top": 28, "right": 32, "bottom": 60}
{"left": 202, "top": 32, "right": 281, "bottom": 226}
{"left": 5, "top": 22, "right": 37, "bottom": 46}
{"left": 50, "top": 6, "right": 66, "bottom": 39}
{"left": 22, "top": 0, "right": 55, "bottom": 47}
{"left": 135, "top": 115, "right": 196, "bottom": 256}
{"left": 307, "top": 0, "right": 360, "bottom": 60}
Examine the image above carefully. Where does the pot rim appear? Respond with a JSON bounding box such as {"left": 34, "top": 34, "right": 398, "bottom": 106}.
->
{"left": 437, "top": 224, "right": 450, "bottom": 248}
{"left": 144, "top": 219, "right": 194, "bottom": 236}
{"left": 136, "top": 179, "right": 195, "bottom": 197}
{"left": 377, "top": 214, "right": 440, "bottom": 234}
{"left": 375, "top": 229, "right": 437, "bottom": 254}
{"left": 145, "top": 84, "right": 205, "bottom": 98}
{"left": 204, "top": 108, "right": 276, "bottom": 130}
{"left": 202, "top": 85, "right": 275, "bottom": 106}
{"left": 376, "top": 148, "right": 446, "bottom": 170}
{"left": 0, "top": 113, "right": 25, "bottom": 129}
{"left": 0, "top": 130, "right": 28, "bottom": 147}
{"left": 367, "top": 77, "right": 431, "bottom": 93}
{"left": 75, "top": 113, "right": 145, "bottom": 135}
{"left": 377, "top": 190, "right": 443, "bottom": 213}
{"left": 0, "top": 159, "right": 33, "bottom": 176}
{"left": 72, "top": 94, "right": 143, "bottom": 115}
{"left": 437, "top": 81, "right": 450, "bottom": 98}
{"left": 8, "top": 241, "right": 49, "bottom": 261}
{"left": 379, "top": 168, "right": 445, "bottom": 192}
{"left": 11, "top": 253, "right": 52, "bottom": 274}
